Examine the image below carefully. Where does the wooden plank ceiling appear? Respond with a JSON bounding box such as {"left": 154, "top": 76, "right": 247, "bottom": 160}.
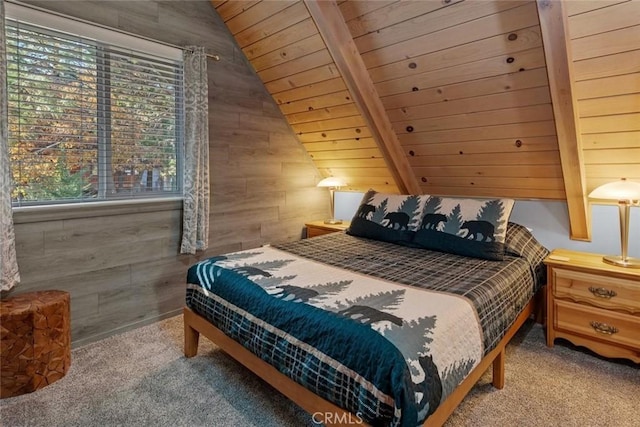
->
{"left": 566, "top": 0, "right": 640, "bottom": 190}
{"left": 212, "top": 0, "right": 640, "bottom": 239}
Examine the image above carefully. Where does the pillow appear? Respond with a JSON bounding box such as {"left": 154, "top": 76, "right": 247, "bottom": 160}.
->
{"left": 412, "top": 196, "right": 515, "bottom": 260}
{"left": 504, "top": 222, "right": 550, "bottom": 287}
{"left": 347, "top": 189, "right": 430, "bottom": 245}
{"left": 504, "top": 222, "right": 548, "bottom": 259}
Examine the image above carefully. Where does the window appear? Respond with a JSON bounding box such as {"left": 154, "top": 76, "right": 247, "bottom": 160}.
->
{"left": 6, "top": 8, "right": 183, "bottom": 206}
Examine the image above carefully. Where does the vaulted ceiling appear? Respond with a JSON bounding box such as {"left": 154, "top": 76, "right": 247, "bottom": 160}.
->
{"left": 210, "top": 0, "right": 640, "bottom": 241}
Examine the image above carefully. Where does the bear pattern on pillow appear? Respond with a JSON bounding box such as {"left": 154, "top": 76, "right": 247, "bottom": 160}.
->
{"left": 412, "top": 196, "right": 515, "bottom": 260}
{"left": 347, "top": 189, "right": 429, "bottom": 245}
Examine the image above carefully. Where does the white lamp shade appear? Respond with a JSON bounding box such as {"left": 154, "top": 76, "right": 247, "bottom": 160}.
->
{"left": 317, "top": 177, "right": 347, "bottom": 188}
{"left": 588, "top": 179, "right": 640, "bottom": 201}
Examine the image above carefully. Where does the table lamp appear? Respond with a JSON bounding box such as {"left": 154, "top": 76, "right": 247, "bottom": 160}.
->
{"left": 317, "top": 177, "right": 346, "bottom": 224}
{"left": 588, "top": 178, "right": 640, "bottom": 268}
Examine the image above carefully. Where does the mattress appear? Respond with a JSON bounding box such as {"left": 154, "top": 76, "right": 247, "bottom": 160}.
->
{"left": 186, "top": 226, "right": 547, "bottom": 426}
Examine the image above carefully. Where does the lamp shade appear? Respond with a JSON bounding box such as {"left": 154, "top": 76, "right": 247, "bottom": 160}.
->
{"left": 317, "top": 177, "right": 347, "bottom": 188}
{"left": 588, "top": 179, "right": 640, "bottom": 201}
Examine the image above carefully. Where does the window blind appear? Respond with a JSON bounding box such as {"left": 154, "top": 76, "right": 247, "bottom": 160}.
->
{"left": 6, "top": 19, "right": 184, "bottom": 206}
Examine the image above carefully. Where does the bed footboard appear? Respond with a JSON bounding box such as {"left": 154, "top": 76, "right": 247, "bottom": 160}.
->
{"left": 184, "top": 311, "right": 200, "bottom": 358}
{"left": 424, "top": 296, "right": 534, "bottom": 426}
{"left": 183, "top": 295, "right": 537, "bottom": 427}
{"left": 183, "top": 307, "right": 354, "bottom": 426}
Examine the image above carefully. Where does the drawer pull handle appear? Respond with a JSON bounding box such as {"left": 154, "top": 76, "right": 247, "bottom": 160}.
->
{"left": 588, "top": 287, "right": 617, "bottom": 299}
{"left": 590, "top": 321, "right": 618, "bottom": 335}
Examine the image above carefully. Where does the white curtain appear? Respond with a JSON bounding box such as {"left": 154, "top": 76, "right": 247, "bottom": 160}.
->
{"left": 180, "top": 46, "right": 209, "bottom": 254}
{"left": 1, "top": 1, "right": 20, "bottom": 291}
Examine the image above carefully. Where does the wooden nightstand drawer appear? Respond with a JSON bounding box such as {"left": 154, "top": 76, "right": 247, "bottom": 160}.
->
{"left": 553, "top": 268, "right": 640, "bottom": 314}
{"left": 545, "top": 249, "right": 640, "bottom": 362}
{"left": 554, "top": 300, "right": 640, "bottom": 350}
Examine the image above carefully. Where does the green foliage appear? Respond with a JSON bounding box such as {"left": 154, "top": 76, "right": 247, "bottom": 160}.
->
{"left": 6, "top": 23, "right": 180, "bottom": 203}
{"left": 19, "top": 152, "right": 90, "bottom": 201}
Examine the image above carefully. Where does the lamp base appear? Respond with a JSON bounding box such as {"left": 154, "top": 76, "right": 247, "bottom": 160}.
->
{"left": 324, "top": 218, "right": 343, "bottom": 225}
{"left": 602, "top": 255, "right": 640, "bottom": 268}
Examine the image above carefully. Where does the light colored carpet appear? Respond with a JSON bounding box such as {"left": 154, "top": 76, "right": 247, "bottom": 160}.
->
{"left": 0, "top": 315, "right": 637, "bottom": 427}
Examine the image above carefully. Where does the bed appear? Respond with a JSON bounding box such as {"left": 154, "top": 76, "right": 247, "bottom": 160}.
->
{"left": 183, "top": 206, "right": 548, "bottom": 427}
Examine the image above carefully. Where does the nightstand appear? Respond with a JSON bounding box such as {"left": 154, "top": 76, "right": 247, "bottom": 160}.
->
{"left": 305, "top": 220, "right": 351, "bottom": 238}
{"left": 544, "top": 249, "right": 640, "bottom": 363}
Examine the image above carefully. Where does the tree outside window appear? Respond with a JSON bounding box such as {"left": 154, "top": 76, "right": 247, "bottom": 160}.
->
{"left": 6, "top": 21, "right": 183, "bottom": 206}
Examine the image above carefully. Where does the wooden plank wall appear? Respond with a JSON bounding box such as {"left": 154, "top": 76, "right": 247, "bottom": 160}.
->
{"left": 11, "top": 0, "right": 328, "bottom": 346}
{"left": 567, "top": 0, "right": 640, "bottom": 191}
{"left": 13, "top": 202, "right": 186, "bottom": 346}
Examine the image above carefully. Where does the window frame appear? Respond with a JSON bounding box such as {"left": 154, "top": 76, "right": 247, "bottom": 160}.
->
{"left": 5, "top": 2, "right": 185, "bottom": 209}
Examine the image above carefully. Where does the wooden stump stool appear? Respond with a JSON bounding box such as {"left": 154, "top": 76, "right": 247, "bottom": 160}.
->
{"left": 0, "top": 290, "right": 71, "bottom": 398}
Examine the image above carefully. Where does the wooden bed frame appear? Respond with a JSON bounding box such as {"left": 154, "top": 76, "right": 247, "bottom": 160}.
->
{"left": 184, "top": 289, "right": 543, "bottom": 427}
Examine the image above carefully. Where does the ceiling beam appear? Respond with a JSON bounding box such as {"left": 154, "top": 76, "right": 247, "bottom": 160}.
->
{"left": 303, "top": 0, "right": 421, "bottom": 194}
{"left": 537, "top": 0, "right": 590, "bottom": 241}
